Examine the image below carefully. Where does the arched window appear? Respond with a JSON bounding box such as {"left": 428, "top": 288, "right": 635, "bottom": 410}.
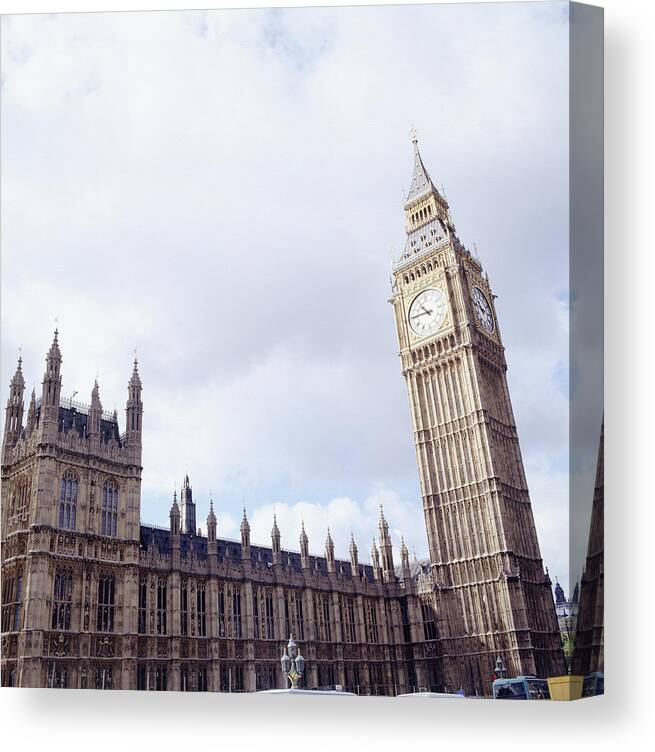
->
{"left": 52, "top": 569, "right": 73, "bottom": 630}
{"left": 58, "top": 471, "right": 78, "bottom": 530}
{"left": 10, "top": 478, "right": 31, "bottom": 521}
{"left": 96, "top": 574, "right": 115, "bottom": 633}
{"left": 101, "top": 480, "right": 118, "bottom": 537}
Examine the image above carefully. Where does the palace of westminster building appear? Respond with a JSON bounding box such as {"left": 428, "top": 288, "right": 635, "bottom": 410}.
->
{"left": 0, "top": 139, "right": 565, "bottom": 694}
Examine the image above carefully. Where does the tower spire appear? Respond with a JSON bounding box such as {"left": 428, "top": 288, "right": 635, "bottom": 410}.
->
{"left": 325, "top": 526, "right": 335, "bottom": 573}
{"left": 371, "top": 538, "right": 381, "bottom": 579}
{"left": 271, "top": 512, "right": 281, "bottom": 564}
{"left": 125, "top": 355, "right": 143, "bottom": 460}
{"left": 399, "top": 131, "right": 452, "bottom": 263}
{"left": 88, "top": 378, "right": 102, "bottom": 439}
{"left": 180, "top": 473, "right": 196, "bottom": 535}
{"left": 169, "top": 490, "right": 180, "bottom": 535}
{"left": 300, "top": 519, "right": 310, "bottom": 569}
{"left": 3, "top": 355, "right": 26, "bottom": 449}
{"left": 378, "top": 505, "right": 396, "bottom": 582}
{"left": 241, "top": 505, "right": 251, "bottom": 559}
{"left": 349, "top": 531, "right": 359, "bottom": 572}
{"left": 40, "top": 329, "right": 63, "bottom": 441}
{"left": 405, "top": 127, "right": 444, "bottom": 208}
{"left": 207, "top": 493, "right": 217, "bottom": 543}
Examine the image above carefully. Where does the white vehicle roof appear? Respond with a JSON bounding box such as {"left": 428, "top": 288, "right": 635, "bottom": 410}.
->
{"left": 258, "top": 689, "right": 357, "bottom": 696}
{"left": 396, "top": 692, "right": 465, "bottom": 699}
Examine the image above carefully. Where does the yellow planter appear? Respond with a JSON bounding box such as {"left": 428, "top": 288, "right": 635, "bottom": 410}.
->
{"left": 548, "top": 675, "right": 584, "bottom": 701}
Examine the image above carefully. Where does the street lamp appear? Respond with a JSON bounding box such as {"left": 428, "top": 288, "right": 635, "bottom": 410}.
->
{"left": 281, "top": 636, "right": 305, "bottom": 689}
{"left": 494, "top": 656, "right": 508, "bottom": 680}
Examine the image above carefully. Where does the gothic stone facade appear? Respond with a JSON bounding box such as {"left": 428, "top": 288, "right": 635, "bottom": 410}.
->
{"left": 1, "top": 140, "right": 564, "bottom": 694}
{"left": 1, "top": 335, "right": 443, "bottom": 693}
{"left": 389, "top": 135, "right": 565, "bottom": 692}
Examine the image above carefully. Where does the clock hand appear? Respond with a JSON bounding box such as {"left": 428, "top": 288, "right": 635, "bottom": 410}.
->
{"left": 411, "top": 309, "right": 432, "bottom": 320}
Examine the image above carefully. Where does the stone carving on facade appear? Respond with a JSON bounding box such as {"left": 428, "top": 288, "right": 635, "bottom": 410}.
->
{"left": 52, "top": 633, "right": 70, "bottom": 657}
{"left": 96, "top": 636, "right": 113, "bottom": 657}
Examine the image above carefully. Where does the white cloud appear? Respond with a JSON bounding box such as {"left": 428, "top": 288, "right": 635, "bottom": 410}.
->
{"left": 247, "top": 488, "right": 425, "bottom": 564}
{"left": 1, "top": 4, "right": 572, "bottom": 582}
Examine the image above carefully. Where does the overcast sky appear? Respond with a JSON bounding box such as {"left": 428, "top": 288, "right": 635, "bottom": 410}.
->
{"left": 2, "top": 3, "right": 586, "bottom": 589}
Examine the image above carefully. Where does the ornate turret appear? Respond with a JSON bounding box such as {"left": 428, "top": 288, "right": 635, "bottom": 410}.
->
{"left": 40, "top": 330, "right": 62, "bottom": 440}
{"left": 241, "top": 507, "right": 251, "bottom": 560}
{"left": 207, "top": 497, "right": 217, "bottom": 543}
{"left": 26, "top": 388, "right": 37, "bottom": 436}
{"left": 3, "top": 356, "right": 25, "bottom": 449}
{"left": 300, "top": 520, "right": 310, "bottom": 570}
{"left": 325, "top": 527, "right": 335, "bottom": 574}
{"left": 400, "top": 536, "right": 411, "bottom": 579}
{"left": 378, "top": 505, "right": 396, "bottom": 583}
{"left": 371, "top": 539, "right": 381, "bottom": 580}
{"left": 207, "top": 496, "right": 218, "bottom": 571}
{"left": 169, "top": 491, "right": 180, "bottom": 536}
{"left": 125, "top": 357, "right": 143, "bottom": 459}
{"left": 271, "top": 513, "right": 281, "bottom": 565}
{"left": 88, "top": 379, "right": 102, "bottom": 439}
{"left": 349, "top": 532, "right": 359, "bottom": 574}
{"left": 180, "top": 474, "right": 196, "bottom": 536}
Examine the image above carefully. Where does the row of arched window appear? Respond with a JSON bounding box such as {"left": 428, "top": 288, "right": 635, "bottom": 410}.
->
{"left": 410, "top": 203, "right": 433, "bottom": 226}
{"left": 402, "top": 252, "right": 445, "bottom": 285}
{"left": 57, "top": 471, "right": 119, "bottom": 536}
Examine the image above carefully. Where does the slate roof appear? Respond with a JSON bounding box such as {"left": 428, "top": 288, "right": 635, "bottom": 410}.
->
{"left": 36, "top": 403, "right": 123, "bottom": 445}
{"left": 139, "top": 524, "right": 376, "bottom": 581}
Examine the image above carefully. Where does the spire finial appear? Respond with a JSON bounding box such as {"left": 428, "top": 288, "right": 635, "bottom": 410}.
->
{"left": 410, "top": 124, "right": 418, "bottom": 145}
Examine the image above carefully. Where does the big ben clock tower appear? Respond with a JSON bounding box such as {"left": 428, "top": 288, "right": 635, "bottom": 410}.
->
{"left": 391, "top": 132, "right": 565, "bottom": 694}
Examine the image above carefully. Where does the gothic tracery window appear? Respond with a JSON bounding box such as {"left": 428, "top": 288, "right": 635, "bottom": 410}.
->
{"left": 95, "top": 666, "right": 113, "bottom": 689}
{"left": 264, "top": 589, "right": 275, "bottom": 640}
{"left": 364, "top": 598, "right": 379, "bottom": 644}
{"left": 12, "top": 477, "right": 31, "bottom": 522}
{"left": 101, "top": 479, "right": 118, "bottom": 537}
{"left": 52, "top": 569, "right": 73, "bottom": 630}
{"left": 1, "top": 569, "right": 23, "bottom": 632}
{"left": 217, "top": 586, "right": 225, "bottom": 638}
{"left": 156, "top": 578, "right": 167, "bottom": 635}
{"left": 180, "top": 579, "right": 188, "bottom": 636}
{"left": 196, "top": 582, "right": 206, "bottom": 637}
{"left": 138, "top": 577, "right": 147, "bottom": 634}
{"left": 47, "top": 663, "right": 68, "bottom": 689}
{"left": 58, "top": 471, "right": 78, "bottom": 530}
{"left": 421, "top": 599, "right": 438, "bottom": 641}
{"left": 341, "top": 595, "right": 356, "bottom": 643}
{"left": 96, "top": 574, "right": 115, "bottom": 633}
{"left": 232, "top": 586, "right": 242, "bottom": 638}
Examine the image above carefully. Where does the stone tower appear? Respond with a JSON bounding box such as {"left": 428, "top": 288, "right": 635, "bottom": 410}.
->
{"left": 0, "top": 331, "right": 144, "bottom": 688}
{"left": 390, "top": 134, "right": 565, "bottom": 693}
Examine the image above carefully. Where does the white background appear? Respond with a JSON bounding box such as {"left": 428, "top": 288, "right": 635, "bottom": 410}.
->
{"left": 0, "top": 1, "right": 652, "bottom": 750}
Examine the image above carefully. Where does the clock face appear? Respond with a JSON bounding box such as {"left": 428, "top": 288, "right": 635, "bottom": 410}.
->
{"left": 408, "top": 288, "right": 447, "bottom": 337}
{"left": 472, "top": 286, "right": 494, "bottom": 332}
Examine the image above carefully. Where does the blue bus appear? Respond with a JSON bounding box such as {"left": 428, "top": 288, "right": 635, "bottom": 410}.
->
{"left": 492, "top": 676, "right": 551, "bottom": 700}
